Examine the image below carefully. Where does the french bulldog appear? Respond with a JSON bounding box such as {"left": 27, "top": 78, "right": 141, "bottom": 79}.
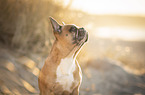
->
{"left": 38, "top": 17, "right": 88, "bottom": 95}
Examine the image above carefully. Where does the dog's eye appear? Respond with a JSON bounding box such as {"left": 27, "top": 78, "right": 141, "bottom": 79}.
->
{"left": 69, "top": 26, "right": 77, "bottom": 32}
{"left": 66, "top": 34, "right": 68, "bottom": 36}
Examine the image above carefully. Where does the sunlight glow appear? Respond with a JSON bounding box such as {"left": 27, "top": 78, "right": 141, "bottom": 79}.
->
{"left": 1, "top": 85, "right": 11, "bottom": 94}
{"left": 21, "top": 79, "right": 36, "bottom": 93}
{"left": 32, "top": 67, "right": 40, "bottom": 76}
{"left": 24, "top": 60, "right": 35, "bottom": 69}
{"left": 63, "top": 0, "right": 145, "bottom": 16}
{"left": 94, "top": 27, "right": 145, "bottom": 41}
{"left": 6, "top": 62, "right": 15, "bottom": 72}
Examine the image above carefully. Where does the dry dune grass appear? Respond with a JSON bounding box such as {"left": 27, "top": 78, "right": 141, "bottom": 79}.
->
{"left": 0, "top": 0, "right": 88, "bottom": 55}
{"left": 0, "top": 0, "right": 66, "bottom": 54}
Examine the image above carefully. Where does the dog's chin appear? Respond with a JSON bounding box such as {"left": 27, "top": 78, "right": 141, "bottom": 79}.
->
{"left": 84, "top": 32, "right": 88, "bottom": 42}
{"left": 80, "top": 32, "right": 88, "bottom": 43}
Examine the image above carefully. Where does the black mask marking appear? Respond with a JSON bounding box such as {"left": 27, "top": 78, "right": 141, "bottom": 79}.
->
{"left": 69, "top": 26, "right": 77, "bottom": 32}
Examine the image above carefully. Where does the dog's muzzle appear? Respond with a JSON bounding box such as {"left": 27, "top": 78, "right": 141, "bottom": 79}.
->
{"left": 76, "top": 28, "right": 88, "bottom": 41}
{"left": 76, "top": 28, "right": 88, "bottom": 42}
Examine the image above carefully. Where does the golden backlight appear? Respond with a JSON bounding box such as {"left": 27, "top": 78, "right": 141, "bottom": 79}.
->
{"left": 59, "top": 0, "right": 145, "bottom": 41}
{"left": 94, "top": 27, "right": 145, "bottom": 41}
{"left": 59, "top": 0, "right": 145, "bottom": 76}
{"left": 0, "top": 0, "right": 145, "bottom": 95}
{"left": 63, "top": 0, "right": 145, "bottom": 16}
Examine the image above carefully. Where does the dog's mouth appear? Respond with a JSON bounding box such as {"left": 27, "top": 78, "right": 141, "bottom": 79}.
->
{"left": 73, "top": 27, "right": 88, "bottom": 44}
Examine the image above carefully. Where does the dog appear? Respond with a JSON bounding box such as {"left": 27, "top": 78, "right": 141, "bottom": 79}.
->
{"left": 38, "top": 17, "right": 88, "bottom": 95}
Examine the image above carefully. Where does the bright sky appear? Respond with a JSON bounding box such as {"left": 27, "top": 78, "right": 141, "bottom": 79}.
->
{"left": 59, "top": 0, "right": 145, "bottom": 41}
{"left": 95, "top": 27, "right": 145, "bottom": 41}
{"left": 63, "top": 0, "right": 145, "bottom": 16}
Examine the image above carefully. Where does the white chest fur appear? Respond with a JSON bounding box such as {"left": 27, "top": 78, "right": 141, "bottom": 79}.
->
{"left": 56, "top": 56, "right": 76, "bottom": 92}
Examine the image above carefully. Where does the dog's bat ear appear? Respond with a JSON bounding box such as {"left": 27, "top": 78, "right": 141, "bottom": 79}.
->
{"left": 49, "top": 17, "right": 61, "bottom": 33}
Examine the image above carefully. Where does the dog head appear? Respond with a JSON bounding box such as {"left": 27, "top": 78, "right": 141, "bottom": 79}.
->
{"left": 49, "top": 17, "right": 88, "bottom": 55}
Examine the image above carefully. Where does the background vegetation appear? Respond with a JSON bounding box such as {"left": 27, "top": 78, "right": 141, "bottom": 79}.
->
{"left": 0, "top": 0, "right": 145, "bottom": 95}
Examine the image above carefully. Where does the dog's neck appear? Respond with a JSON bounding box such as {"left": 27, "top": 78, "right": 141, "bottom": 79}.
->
{"left": 46, "top": 41, "right": 78, "bottom": 92}
{"left": 48, "top": 40, "right": 78, "bottom": 63}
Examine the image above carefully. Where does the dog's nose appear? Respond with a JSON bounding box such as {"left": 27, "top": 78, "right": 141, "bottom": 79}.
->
{"left": 79, "top": 27, "right": 84, "bottom": 32}
{"left": 79, "top": 27, "right": 87, "bottom": 33}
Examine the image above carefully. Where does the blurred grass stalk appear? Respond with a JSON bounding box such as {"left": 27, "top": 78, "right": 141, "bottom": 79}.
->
{"left": 0, "top": 0, "right": 87, "bottom": 54}
{"left": 0, "top": 0, "right": 64, "bottom": 54}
